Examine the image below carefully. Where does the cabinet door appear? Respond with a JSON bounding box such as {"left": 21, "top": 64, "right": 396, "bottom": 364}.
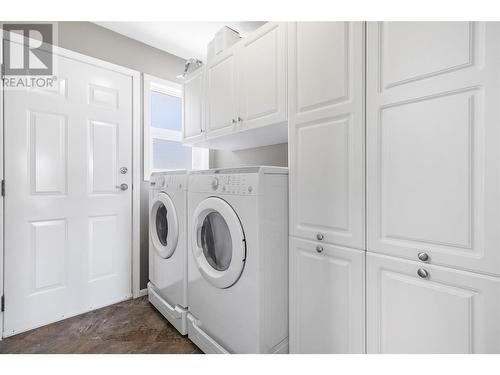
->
{"left": 288, "top": 22, "right": 365, "bottom": 250}
{"left": 238, "top": 22, "right": 287, "bottom": 131}
{"left": 367, "top": 253, "right": 500, "bottom": 353}
{"left": 289, "top": 237, "right": 365, "bottom": 353}
{"left": 205, "top": 49, "right": 237, "bottom": 138}
{"left": 182, "top": 67, "right": 204, "bottom": 143}
{"left": 366, "top": 22, "right": 500, "bottom": 275}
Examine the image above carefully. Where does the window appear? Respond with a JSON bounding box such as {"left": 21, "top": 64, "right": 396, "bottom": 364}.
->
{"left": 143, "top": 74, "right": 209, "bottom": 180}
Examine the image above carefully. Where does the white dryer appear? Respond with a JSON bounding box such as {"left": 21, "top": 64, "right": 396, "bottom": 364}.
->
{"left": 187, "top": 167, "right": 289, "bottom": 353}
{"left": 148, "top": 170, "right": 188, "bottom": 335}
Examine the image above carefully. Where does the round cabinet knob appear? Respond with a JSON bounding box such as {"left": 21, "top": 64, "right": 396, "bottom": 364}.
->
{"left": 417, "top": 268, "right": 429, "bottom": 279}
{"left": 316, "top": 233, "right": 324, "bottom": 241}
{"left": 231, "top": 119, "right": 237, "bottom": 124}
{"left": 211, "top": 177, "right": 219, "bottom": 190}
{"left": 417, "top": 252, "right": 430, "bottom": 262}
{"left": 316, "top": 245, "right": 323, "bottom": 253}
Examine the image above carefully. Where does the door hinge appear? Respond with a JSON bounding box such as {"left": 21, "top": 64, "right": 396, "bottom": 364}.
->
{"left": 1, "top": 180, "right": 4, "bottom": 197}
{"left": 1, "top": 295, "right": 4, "bottom": 313}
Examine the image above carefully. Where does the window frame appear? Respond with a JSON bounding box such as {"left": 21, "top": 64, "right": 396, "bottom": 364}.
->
{"left": 143, "top": 73, "right": 207, "bottom": 180}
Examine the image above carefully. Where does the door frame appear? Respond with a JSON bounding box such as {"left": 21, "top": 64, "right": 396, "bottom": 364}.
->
{"left": 0, "top": 39, "right": 142, "bottom": 338}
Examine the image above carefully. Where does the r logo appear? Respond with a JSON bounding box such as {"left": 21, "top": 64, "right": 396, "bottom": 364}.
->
{"left": 3, "top": 23, "right": 53, "bottom": 76}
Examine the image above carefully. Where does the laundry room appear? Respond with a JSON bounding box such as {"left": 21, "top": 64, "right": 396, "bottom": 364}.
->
{"left": 1, "top": 1, "right": 500, "bottom": 374}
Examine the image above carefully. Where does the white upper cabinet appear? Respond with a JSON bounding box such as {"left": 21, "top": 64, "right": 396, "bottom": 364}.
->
{"left": 289, "top": 238, "right": 365, "bottom": 354}
{"left": 288, "top": 22, "right": 365, "bottom": 250}
{"left": 205, "top": 49, "right": 238, "bottom": 138}
{"left": 367, "top": 253, "right": 500, "bottom": 353}
{"left": 238, "top": 22, "right": 287, "bottom": 131}
{"left": 366, "top": 22, "right": 500, "bottom": 275}
{"left": 182, "top": 67, "right": 205, "bottom": 143}
{"left": 183, "top": 22, "right": 288, "bottom": 150}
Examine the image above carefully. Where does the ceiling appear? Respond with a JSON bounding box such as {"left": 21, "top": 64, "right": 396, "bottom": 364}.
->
{"left": 94, "top": 22, "right": 266, "bottom": 61}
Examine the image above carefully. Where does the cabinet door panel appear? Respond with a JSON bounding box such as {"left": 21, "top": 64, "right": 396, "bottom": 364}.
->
{"left": 367, "top": 22, "right": 500, "bottom": 275}
{"left": 289, "top": 22, "right": 365, "bottom": 249}
{"left": 289, "top": 237, "right": 365, "bottom": 353}
{"left": 367, "top": 253, "right": 500, "bottom": 353}
{"left": 183, "top": 68, "right": 204, "bottom": 142}
{"left": 238, "top": 22, "right": 287, "bottom": 130}
{"left": 205, "top": 51, "right": 237, "bottom": 138}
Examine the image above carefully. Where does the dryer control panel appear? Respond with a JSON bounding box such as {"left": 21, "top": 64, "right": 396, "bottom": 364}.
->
{"left": 190, "top": 173, "right": 259, "bottom": 195}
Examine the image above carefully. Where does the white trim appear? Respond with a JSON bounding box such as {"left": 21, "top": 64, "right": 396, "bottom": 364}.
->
{"left": 0, "top": 40, "right": 143, "bottom": 335}
{"left": 137, "top": 288, "right": 149, "bottom": 298}
{"left": 0, "top": 31, "right": 4, "bottom": 340}
{"left": 131, "top": 68, "right": 141, "bottom": 299}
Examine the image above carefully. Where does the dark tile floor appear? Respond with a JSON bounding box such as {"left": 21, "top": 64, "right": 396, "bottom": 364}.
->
{"left": 0, "top": 296, "right": 202, "bottom": 354}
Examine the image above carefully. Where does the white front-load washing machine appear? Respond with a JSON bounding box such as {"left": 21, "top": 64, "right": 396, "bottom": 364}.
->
{"left": 149, "top": 170, "right": 188, "bottom": 335}
{"left": 187, "top": 167, "right": 289, "bottom": 353}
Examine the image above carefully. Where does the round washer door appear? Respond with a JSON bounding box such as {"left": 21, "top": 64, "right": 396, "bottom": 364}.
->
{"left": 191, "top": 197, "right": 246, "bottom": 289}
{"left": 150, "top": 192, "right": 179, "bottom": 259}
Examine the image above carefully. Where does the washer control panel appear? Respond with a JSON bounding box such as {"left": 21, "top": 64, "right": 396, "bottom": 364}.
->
{"left": 150, "top": 173, "right": 186, "bottom": 190}
{"left": 193, "top": 173, "right": 258, "bottom": 195}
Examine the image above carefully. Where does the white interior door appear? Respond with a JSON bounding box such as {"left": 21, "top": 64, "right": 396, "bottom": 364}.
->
{"left": 366, "top": 22, "right": 500, "bottom": 276}
{"left": 3, "top": 51, "right": 133, "bottom": 336}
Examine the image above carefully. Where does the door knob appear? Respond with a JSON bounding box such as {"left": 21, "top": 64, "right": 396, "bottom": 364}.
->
{"left": 116, "top": 183, "right": 128, "bottom": 191}
{"left": 316, "top": 233, "right": 324, "bottom": 241}
{"left": 316, "top": 245, "right": 323, "bottom": 253}
{"left": 417, "top": 252, "right": 429, "bottom": 262}
{"left": 237, "top": 116, "right": 243, "bottom": 122}
{"left": 417, "top": 268, "right": 429, "bottom": 279}
{"left": 231, "top": 119, "right": 237, "bottom": 124}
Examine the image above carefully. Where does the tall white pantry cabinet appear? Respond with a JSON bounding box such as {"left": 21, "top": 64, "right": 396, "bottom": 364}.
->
{"left": 288, "top": 22, "right": 500, "bottom": 353}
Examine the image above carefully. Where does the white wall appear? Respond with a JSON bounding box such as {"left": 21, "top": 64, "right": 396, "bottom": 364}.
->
{"left": 57, "top": 22, "right": 186, "bottom": 290}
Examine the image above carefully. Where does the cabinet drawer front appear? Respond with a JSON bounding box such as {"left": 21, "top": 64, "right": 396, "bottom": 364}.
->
{"left": 366, "top": 22, "right": 500, "bottom": 275}
{"left": 367, "top": 252, "right": 500, "bottom": 353}
{"left": 289, "top": 22, "right": 365, "bottom": 249}
{"left": 289, "top": 237, "right": 365, "bottom": 353}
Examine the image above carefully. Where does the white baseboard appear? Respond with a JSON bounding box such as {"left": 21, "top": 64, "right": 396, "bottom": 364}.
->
{"left": 137, "top": 288, "right": 148, "bottom": 297}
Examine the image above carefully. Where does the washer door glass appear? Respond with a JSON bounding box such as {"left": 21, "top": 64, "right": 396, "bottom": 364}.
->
{"left": 192, "top": 197, "right": 246, "bottom": 289}
{"left": 201, "top": 212, "right": 232, "bottom": 271}
{"left": 156, "top": 203, "right": 169, "bottom": 246}
{"left": 150, "top": 192, "right": 179, "bottom": 259}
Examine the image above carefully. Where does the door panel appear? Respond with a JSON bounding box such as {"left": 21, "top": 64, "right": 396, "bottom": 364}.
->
{"left": 289, "top": 22, "right": 350, "bottom": 121}
{"left": 366, "top": 22, "right": 500, "bottom": 275}
{"left": 367, "top": 253, "right": 500, "bottom": 353}
{"left": 30, "top": 111, "right": 67, "bottom": 194}
{"left": 289, "top": 22, "right": 365, "bottom": 250}
{"left": 3, "top": 52, "right": 133, "bottom": 336}
{"left": 238, "top": 22, "right": 287, "bottom": 130}
{"left": 183, "top": 67, "right": 204, "bottom": 142}
{"left": 205, "top": 51, "right": 237, "bottom": 138}
{"left": 289, "top": 237, "right": 365, "bottom": 353}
